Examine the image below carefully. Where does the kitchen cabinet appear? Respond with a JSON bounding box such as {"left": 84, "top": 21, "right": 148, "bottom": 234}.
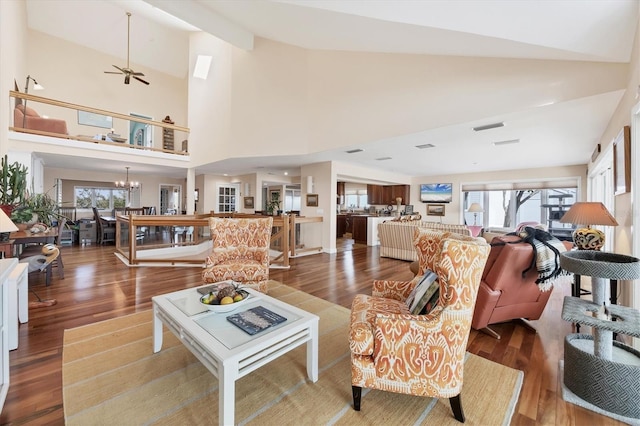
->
{"left": 337, "top": 182, "right": 345, "bottom": 205}
{"left": 367, "top": 184, "right": 410, "bottom": 205}
{"left": 352, "top": 215, "right": 369, "bottom": 244}
{"left": 391, "top": 185, "right": 410, "bottom": 205}
{"left": 367, "top": 185, "right": 384, "bottom": 205}
{"left": 336, "top": 214, "right": 346, "bottom": 237}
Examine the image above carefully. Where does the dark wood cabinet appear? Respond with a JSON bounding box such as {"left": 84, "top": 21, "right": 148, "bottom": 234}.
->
{"left": 351, "top": 215, "right": 368, "bottom": 244}
{"left": 367, "top": 184, "right": 410, "bottom": 205}
{"left": 337, "top": 181, "right": 345, "bottom": 204}
{"left": 367, "top": 185, "right": 384, "bottom": 204}
{"left": 391, "top": 185, "right": 410, "bottom": 205}
{"left": 336, "top": 214, "right": 346, "bottom": 237}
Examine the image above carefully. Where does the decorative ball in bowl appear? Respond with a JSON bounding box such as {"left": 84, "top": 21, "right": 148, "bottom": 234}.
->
{"left": 199, "top": 288, "right": 250, "bottom": 313}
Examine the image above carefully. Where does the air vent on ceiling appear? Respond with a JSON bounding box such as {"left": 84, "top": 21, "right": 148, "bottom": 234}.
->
{"left": 346, "top": 148, "right": 364, "bottom": 154}
{"left": 415, "top": 143, "right": 435, "bottom": 149}
{"left": 493, "top": 139, "right": 520, "bottom": 146}
{"left": 473, "top": 122, "right": 504, "bottom": 132}
{"left": 376, "top": 157, "right": 392, "bottom": 161}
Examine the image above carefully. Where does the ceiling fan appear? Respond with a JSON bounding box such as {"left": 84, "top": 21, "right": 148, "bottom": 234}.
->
{"left": 104, "top": 12, "right": 149, "bottom": 85}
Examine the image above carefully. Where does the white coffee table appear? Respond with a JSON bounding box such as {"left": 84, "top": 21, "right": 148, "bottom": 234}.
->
{"left": 152, "top": 285, "right": 319, "bottom": 425}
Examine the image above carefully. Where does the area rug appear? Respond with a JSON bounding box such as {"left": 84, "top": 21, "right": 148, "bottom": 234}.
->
{"left": 62, "top": 281, "right": 523, "bottom": 425}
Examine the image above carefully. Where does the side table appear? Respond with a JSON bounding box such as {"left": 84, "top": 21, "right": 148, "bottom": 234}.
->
{"left": 0, "top": 241, "right": 13, "bottom": 259}
{"left": 560, "top": 250, "right": 640, "bottom": 420}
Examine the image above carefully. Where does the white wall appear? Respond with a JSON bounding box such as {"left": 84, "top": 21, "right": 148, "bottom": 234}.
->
{"left": 26, "top": 29, "right": 188, "bottom": 149}
{"left": 0, "top": 0, "right": 28, "bottom": 158}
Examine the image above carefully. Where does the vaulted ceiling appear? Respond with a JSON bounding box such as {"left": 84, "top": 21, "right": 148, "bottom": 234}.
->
{"left": 25, "top": 0, "right": 639, "bottom": 180}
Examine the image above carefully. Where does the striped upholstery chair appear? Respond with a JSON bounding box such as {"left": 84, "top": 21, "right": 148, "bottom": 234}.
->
{"left": 202, "top": 217, "right": 273, "bottom": 293}
{"left": 349, "top": 228, "right": 490, "bottom": 422}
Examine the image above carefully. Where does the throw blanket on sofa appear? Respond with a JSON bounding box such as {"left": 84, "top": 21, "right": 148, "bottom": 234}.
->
{"left": 495, "top": 227, "right": 570, "bottom": 291}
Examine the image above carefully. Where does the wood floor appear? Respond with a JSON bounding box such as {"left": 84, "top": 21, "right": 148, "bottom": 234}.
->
{"left": 0, "top": 239, "right": 626, "bottom": 425}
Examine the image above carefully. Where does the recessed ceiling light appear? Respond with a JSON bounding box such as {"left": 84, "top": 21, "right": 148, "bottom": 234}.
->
{"left": 415, "top": 143, "right": 435, "bottom": 149}
{"left": 284, "top": 171, "right": 288, "bottom": 176}
{"left": 346, "top": 149, "right": 364, "bottom": 154}
{"left": 376, "top": 157, "right": 392, "bottom": 161}
{"left": 493, "top": 139, "right": 520, "bottom": 146}
{"left": 473, "top": 122, "right": 505, "bottom": 132}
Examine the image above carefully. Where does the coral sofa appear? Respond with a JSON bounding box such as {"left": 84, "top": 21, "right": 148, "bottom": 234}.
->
{"left": 378, "top": 220, "right": 471, "bottom": 261}
{"left": 14, "top": 104, "right": 68, "bottom": 135}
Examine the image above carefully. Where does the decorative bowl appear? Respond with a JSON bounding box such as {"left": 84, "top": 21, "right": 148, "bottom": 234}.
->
{"left": 199, "top": 289, "right": 250, "bottom": 313}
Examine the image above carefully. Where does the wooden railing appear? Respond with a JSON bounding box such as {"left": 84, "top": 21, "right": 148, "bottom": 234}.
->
{"left": 114, "top": 213, "right": 323, "bottom": 267}
{"left": 9, "top": 91, "right": 189, "bottom": 156}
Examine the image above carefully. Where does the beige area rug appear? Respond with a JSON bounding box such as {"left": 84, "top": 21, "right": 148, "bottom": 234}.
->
{"left": 62, "top": 281, "right": 523, "bottom": 425}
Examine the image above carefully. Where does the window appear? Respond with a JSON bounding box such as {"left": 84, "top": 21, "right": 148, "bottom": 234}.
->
{"left": 74, "top": 186, "right": 129, "bottom": 210}
{"left": 463, "top": 187, "right": 577, "bottom": 235}
{"left": 217, "top": 184, "right": 238, "bottom": 212}
{"left": 345, "top": 193, "right": 368, "bottom": 209}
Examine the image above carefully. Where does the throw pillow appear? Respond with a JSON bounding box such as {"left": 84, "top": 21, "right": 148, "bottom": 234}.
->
{"left": 407, "top": 270, "right": 438, "bottom": 314}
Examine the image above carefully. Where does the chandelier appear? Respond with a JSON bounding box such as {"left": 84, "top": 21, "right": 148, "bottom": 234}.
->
{"left": 115, "top": 166, "right": 139, "bottom": 190}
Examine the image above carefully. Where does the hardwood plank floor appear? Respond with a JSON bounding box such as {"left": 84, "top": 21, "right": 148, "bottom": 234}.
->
{"left": 0, "top": 239, "right": 625, "bottom": 425}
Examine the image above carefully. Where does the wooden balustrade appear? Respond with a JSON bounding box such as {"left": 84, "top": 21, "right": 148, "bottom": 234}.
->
{"left": 114, "top": 213, "right": 323, "bottom": 267}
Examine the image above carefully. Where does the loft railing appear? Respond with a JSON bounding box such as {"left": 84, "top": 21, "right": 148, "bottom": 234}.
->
{"left": 9, "top": 90, "right": 189, "bottom": 156}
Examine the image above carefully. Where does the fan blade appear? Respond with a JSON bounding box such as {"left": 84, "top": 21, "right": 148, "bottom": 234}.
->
{"left": 112, "top": 65, "right": 125, "bottom": 73}
{"left": 133, "top": 76, "right": 150, "bottom": 85}
{"left": 104, "top": 71, "right": 122, "bottom": 74}
{"left": 132, "top": 71, "right": 145, "bottom": 76}
{"left": 124, "top": 75, "right": 131, "bottom": 84}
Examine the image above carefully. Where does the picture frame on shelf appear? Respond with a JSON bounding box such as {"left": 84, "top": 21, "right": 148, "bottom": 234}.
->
{"left": 426, "top": 204, "right": 445, "bottom": 216}
{"left": 614, "top": 125, "right": 631, "bottom": 195}
{"left": 244, "top": 196, "right": 254, "bottom": 209}
{"left": 306, "top": 194, "right": 318, "bottom": 207}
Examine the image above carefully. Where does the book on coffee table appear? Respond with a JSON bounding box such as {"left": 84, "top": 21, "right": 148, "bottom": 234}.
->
{"left": 226, "top": 306, "right": 287, "bottom": 335}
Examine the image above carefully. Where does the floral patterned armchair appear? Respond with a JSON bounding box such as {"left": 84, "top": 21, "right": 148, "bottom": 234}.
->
{"left": 349, "top": 228, "right": 490, "bottom": 422}
{"left": 202, "top": 217, "right": 273, "bottom": 293}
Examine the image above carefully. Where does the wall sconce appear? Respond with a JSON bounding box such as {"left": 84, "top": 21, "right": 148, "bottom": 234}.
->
{"left": 194, "top": 189, "right": 199, "bottom": 202}
{"left": 307, "top": 176, "right": 314, "bottom": 194}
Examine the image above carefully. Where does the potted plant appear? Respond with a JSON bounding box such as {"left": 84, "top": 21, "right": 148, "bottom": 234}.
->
{"left": 266, "top": 192, "right": 281, "bottom": 216}
{"left": 0, "top": 155, "right": 28, "bottom": 217}
{"left": 24, "top": 191, "right": 61, "bottom": 228}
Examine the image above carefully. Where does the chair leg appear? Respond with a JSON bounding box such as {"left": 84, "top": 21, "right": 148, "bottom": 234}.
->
{"left": 352, "top": 386, "right": 361, "bottom": 411}
{"left": 479, "top": 326, "right": 501, "bottom": 339}
{"left": 449, "top": 394, "right": 465, "bottom": 423}
{"left": 45, "top": 264, "right": 52, "bottom": 286}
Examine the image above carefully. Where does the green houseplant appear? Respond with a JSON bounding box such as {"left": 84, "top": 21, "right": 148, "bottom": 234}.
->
{"left": 23, "top": 191, "right": 61, "bottom": 228}
{"left": 266, "top": 192, "right": 281, "bottom": 215}
{"left": 0, "top": 155, "right": 28, "bottom": 216}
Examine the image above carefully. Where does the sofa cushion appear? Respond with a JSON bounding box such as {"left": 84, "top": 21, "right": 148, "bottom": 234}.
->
{"left": 16, "top": 104, "right": 39, "bottom": 117}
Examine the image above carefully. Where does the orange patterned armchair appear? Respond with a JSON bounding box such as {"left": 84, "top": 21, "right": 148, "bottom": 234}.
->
{"left": 202, "top": 217, "right": 273, "bottom": 293}
{"left": 349, "top": 228, "right": 490, "bottom": 422}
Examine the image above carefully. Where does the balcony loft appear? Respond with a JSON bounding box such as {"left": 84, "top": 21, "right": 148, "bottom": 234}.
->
{"left": 8, "top": 90, "right": 190, "bottom": 167}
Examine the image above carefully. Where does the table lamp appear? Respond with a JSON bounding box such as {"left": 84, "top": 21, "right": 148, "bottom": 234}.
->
{"left": 466, "top": 203, "right": 484, "bottom": 237}
{"left": 0, "top": 209, "right": 18, "bottom": 242}
{"left": 467, "top": 203, "right": 483, "bottom": 225}
{"left": 559, "top": 202, "right": 618, "bottom": 250}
